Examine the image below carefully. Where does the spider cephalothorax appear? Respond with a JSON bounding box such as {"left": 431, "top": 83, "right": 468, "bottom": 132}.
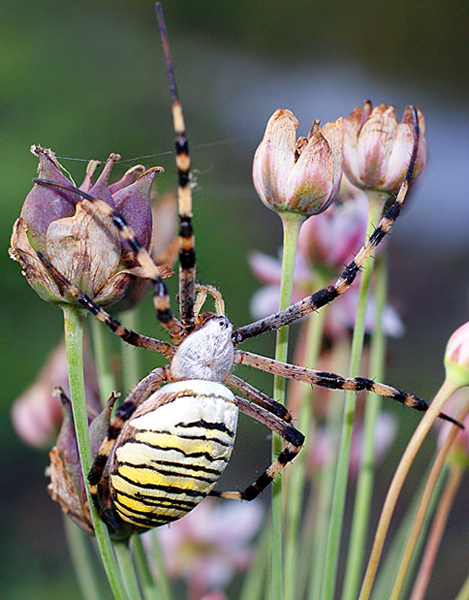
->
{"left": 13, "top": 4, "right": 460, "bottom": 542}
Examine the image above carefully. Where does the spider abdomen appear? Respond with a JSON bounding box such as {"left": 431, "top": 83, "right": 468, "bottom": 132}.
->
{"left": 108, "top": 380, "right": 238, "bottom": 529}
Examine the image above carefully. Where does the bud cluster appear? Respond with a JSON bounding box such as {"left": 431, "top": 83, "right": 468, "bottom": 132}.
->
{"left": 252, "top": 101, "right": 426, "bottom": 219}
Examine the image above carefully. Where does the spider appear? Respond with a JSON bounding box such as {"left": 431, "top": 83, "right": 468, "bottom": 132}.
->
{"left": 32, "top": 4, "right": 458, "bottom": 540}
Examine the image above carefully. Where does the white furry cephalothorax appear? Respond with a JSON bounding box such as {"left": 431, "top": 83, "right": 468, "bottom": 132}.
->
{"left": 170, "top": 316, "right": 234, "bottom": 382}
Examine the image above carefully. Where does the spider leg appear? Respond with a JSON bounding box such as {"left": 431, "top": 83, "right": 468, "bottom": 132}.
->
{"left": 224, "top": 372, "right": 293, "bottom": 423}
{"left": 157, "top": 3, "right": 196, "bottom": 328}
{"left": 88, "top": 365, "right": 172, "bottom": 530}
{"left": 36, "top": 251, "right": 175, "bottom": 358}
{"left": 234, "top": 350, "right": 462, "bottom": 427}
{"left": 233, "top": 109, "right": 420, "bottom": 344}
{"left": 209, "top": 395, "right": 304, "bottom": 501}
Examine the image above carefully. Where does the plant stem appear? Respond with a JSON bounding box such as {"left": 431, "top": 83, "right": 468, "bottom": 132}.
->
{"left": 62, "top": 304, "right": 130, "bottom": 600}
{"left": 271, "top": 211, "right": 304, "bottom": 600}
{"left": 121, "top": 309, "right": 141, "bottom": 392}
{"left": 284, "top": 277, "right": 327, "bottom": 600}
{"left": 357, "top": 377, "right": 459, "bottom": 600}
{"left": 114, "top": 540, "right": 143, "bottom": 600}
{"left": 320, "top": 196, "right": 382, "bottom": 600}
{"left": 409, "top": 464, "right": 465, "bottom": 600}
{"left": 149, "top": 529, "right": 174, "bottom": 600}
{"left": 91, "top": 317, "right": 116, "bottom": 402}
{"left": 131, "top": 536, "right": 158, "bottom": 600}
{"left": 341, "top": 251, "right": 388, "bottom": 600}
{"left": 64, "top": 516, "right": 103, "bottom": 600}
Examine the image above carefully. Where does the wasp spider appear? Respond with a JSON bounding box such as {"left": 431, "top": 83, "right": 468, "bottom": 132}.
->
{"left": 34, "top": 4, "right": 458, "bottom": 539}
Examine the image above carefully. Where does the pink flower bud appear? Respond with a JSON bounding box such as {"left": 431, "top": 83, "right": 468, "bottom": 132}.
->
{"left": 253, "top": 109, "right": 343, "bottom": 217}
{"left": 444, "top": 321, "right": 469, "bottom": 389}
{"left": 343, "top": 101, "right": 426, "bottom": 194}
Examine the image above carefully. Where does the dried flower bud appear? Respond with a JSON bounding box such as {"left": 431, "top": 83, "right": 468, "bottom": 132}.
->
{"left": 253, "top": 109, "right": 343, "bottom": 217}
{"left": 9, "top": 147, "right": 168, "bottom": 306}
{"left": 444, "top": 321, "right": 469, "bottom": 389}
{"left": 343, "top": 101, "right": 426, "bottom": 194}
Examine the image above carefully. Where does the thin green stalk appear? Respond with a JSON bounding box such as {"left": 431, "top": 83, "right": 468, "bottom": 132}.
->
{"left": 271, "top": 211, "right": 305, "bottom": 600}
{"left": 62, "top": 304, "right": 130, "bottom": 600}
{"left": 114, "top": 540, "right": 143, "bottom": 600}
{"left": 240, "top": 522, "right": 270, "bottom": 600}
{"left": 409, "top": 464, "right": 465, "bottom": 600}
{"left": 121, "top": 309, "right": 141, "bottom": 392}
{"left": 149, "top": 529, "right": 174, "bottom": 600}
{"left": 391, "top": 400, "right": 469, "bottom": 600}
{"left": 307, "top": 339, "right": 350, "bottom": 600}
{"left": 131, "top": 536, "right": 158, "bottom": 600}
{"left": 341, "top": 251, "right": 388, "bottom": 600}
{"left": 284, "top": 283, "right": 327, "bottom": 600}
{"left": 91, "top": 318, "right": 116, "bottom": 402}
{"left": 358, "top": 377, "right": 460, "bottom": 600}
{"left": 455, "top": 570, "right": 469, "bottom": 600}
{"left": 320, "top": 197, "right": 383, "bottom": 600}
{"left": 64, "top": 516, "right": 103, "bottom": 600}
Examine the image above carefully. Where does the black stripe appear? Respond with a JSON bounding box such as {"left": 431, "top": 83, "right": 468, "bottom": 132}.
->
{"left": 120, "top": 438, "right": 230, "bottom": 463}
{"left": 176, "top": 419, "right": 235, "bottom": 436}
{"left": 148, "top": 458, "right": 222, "bottom": 476}
{"left": 116, "top": 460, "right": 218, "bottom": 484}
{"left": 113, "top": 486, "right": 199, "bottom": 510}
{"left": 114, "top": 470, "right": 206, "bottom": 497}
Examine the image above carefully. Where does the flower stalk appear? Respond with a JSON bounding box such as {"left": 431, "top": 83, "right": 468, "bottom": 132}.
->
{"left": 320, "top": 195, "right": 383, "bottom": 600}
{"left": 62, "top": 304, "right": 130, "bottom": 600}
{"left": 271, "top": 210, "right": 305, "bottom": 600}
{"left": 357, "top": 376, "right": 460, "bottom": 600}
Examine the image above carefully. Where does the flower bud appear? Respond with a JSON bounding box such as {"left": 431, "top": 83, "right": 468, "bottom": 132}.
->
{"left": 444, "top": 321, "right": 469, "bottom": 389}
{"left": 9, "top": 147, "right": 168, "bottom": 306}
{"left": 253, "top": 109, "right": 343, "bottom": 217}
{"left": 343, "top": 101, "right": 426, "bottom": 193}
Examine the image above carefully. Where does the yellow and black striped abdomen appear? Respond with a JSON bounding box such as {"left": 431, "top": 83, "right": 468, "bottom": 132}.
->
{"left": 109, "top": 380, "right": 238, "bottom": 529}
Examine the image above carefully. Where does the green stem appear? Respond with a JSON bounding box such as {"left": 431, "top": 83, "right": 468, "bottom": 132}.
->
{"left": 455, "top": 570, "right": 469, "bottom": 600}
{"left": 131, "top": 536, "right": 158, "bottom": 600}
{"left": 320, "top": 196, "right": 383, "bottom": 600}
{"left": 358, "top": 377, "right": 459, "bottom": 600}
{"left": 91, "top": 318, "right": 116, "bottom": 402}
{"left": 240, "top": 523, "right": 270, "bottom": 600}
{"left": 341, "top": 251, "right": 388, "bottom": 600}
{"left": 64, "top": 516, "right": 103, "bottom": 600}
{"left": 284, "top": 276, "right": 327, "bottom": 600}
{"left": 270, "top": 211, "right": 305, "bottom": 600}
{"left": 121, "top": 309, "right": 141, "bottom": 392}
{"left": 114, "top": 540, "right": 143, "bottom": 600}
{"left": 62, "top": 305, "right": 130, "bottom": 600}
{"left": 149, "top": 529, "right": 174, "bottom": 600}
{"left": 308, "top": 339, "right": 350, "bottom": 600}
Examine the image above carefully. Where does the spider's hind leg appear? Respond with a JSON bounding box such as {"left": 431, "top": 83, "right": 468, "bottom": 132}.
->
{"left": 210, "top": 394, "right": 304, "bottom": 501}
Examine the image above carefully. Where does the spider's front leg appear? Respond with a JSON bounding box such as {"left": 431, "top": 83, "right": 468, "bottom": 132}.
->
{"left": 210, "top": 394, "right": 304, "bottom": 501}
{"left": 234, "top": 350, "right": 462, "bottom": 427}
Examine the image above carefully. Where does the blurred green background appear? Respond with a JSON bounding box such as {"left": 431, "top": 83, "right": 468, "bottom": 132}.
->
{"left": 1, "top": 1, "right": 468, "bottom": 598}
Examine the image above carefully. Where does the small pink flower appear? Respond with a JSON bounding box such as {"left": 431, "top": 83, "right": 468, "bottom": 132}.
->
{"left": 153, "top": 498, "right": 264, "bottom": 599}
{"left": 309, "top": 412, "right": 398, "bottom": 477}
{"left": 253, "top": 109, "right": 343, "bottom": 217}
{"left": 343, "top": 101, "right": 426, "bottom": 194}
{"left": 444, "top": 321, "right": 469, "bottom": 389}
{"left": 11, "top": 339, "right": 100, "bottom": 449}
